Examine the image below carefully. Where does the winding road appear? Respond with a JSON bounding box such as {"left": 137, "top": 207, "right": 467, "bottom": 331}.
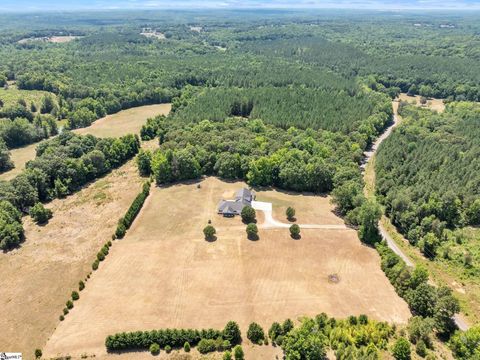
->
{"left": 363, "top": 100, "right": 469, "bottom": 331}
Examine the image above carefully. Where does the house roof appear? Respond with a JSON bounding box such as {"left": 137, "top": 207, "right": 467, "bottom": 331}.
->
{"left": 235, "top": 188, "right": 252, "bottom": 201}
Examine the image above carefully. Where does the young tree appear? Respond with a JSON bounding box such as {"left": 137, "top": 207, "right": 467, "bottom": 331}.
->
{"left": 233, "top": 345, "right": 244, "bottom": 360}
{"left": 246, "top": 223, "right": 258, "bottom": 240}
{"left": 241, "top": 205, "right": 256, "bottom": 223}
{"left": 149, "top": 343, "right": 160, "bottom": 355}
{"left": 247, "top": 322, "right": 265, "bottom": 344}
{"left": 71, "top": 291, "right": 79, "bottom": 301}
{"left": 184, "top": 341, "right": 191, "bottom": 352}
{"left": 392, "top": 337, "right": 411, "bottom": 360}
{"left": 136, "top": 149, "right": 152, "bottom": 176}
{"left": 269, "top": 322, "right": 283, "bottom": 342}
{"left": 358, "top": 200, "right": 382, "bottom": 245}
{"left": 203, "top": 225, "right": 216, "bottom": 241}
{"left": 289, "top": 224, "right": 300, "bottom": 239}
{"left": 34, "top": 349, "right": 42, "bottom": 358}
{"left": 282, "top": 318, "right": 294, "bottom": 334}
{"left": 223, "top": 350, "right": 232, "bottom": 360}
{"left": 286, "top": 207, "right": 296, "bottom": 221}
{"left": 41, "top": 95, "right": 56, "bottom": 114}
{"left": 29, "top": 202, "right": 53, "bottom": 224}
{"left": 223, "top": 321, "right": 242, "bottom": 345}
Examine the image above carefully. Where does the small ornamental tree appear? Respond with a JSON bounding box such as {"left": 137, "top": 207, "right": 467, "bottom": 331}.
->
{"left": 286, "top": 207, "right": 296, "bottom": 221}
{"left": 71, "top": 291, "right": 79, "bottom": 301}
{"left": 233, "top": 345, "right": 244, "bottom": 360}
{"left": 246, "top": 223, "right": 259, "bottom": 240}
{"left": 269, "top": 322, "right": 283, "bottom": 342}
{"left": 149, "top": 343, "right": 160, "bottom": 355}
{"left": 289, "top": 224, "right": 301, "bottom": 239}
{"left": 223, "top": 321, "right": 242, "bottom": 345}
{"left": 241, "top": 205, "right": 256, "bottom": 223}
{"left": 34, "top": 349, "right": 42, "bottom": 358}
{"left": 392, "top": 337, "right": 411, "bottom": 360}
{"left": 203, "top": 225, "right": 216, "bottom": 240}
{"left": 165, "top": 345, "right": 172, "bottom": 353}
{"left": 79, "top": 280, "right": 85, "bottom": 291}
{"left": 30, "top": 202, "right": 53, "bottom": 224}
{"left": 66, "top": 300, "right": 73, "bottom": 309}
{"left": 247, "top": 322, "right": 265, "bottom": 344}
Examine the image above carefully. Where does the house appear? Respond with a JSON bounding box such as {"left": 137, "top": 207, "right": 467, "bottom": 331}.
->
{"left": 217, "top": 188, "right": 254, "bottom": 217}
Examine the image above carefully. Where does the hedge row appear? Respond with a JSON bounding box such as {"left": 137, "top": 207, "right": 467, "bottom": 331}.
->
{"left": 116, "top": 181, "right": 151, "bottom": 238}
{"left": 106, "top": 328, "right": 223, "bottom": 352}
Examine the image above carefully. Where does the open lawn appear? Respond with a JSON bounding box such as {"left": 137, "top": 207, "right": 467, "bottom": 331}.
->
{"left": 43, "top": 177, "right": 410, "bottom": 359}
{"left": 0, "top": 86, "right": 56, "bottom": 109}
{"left": 0, "top": 160, "right": 143, "bottom": 358}
{"left": 74, "top": 103, "right": 171, "bottom": 138}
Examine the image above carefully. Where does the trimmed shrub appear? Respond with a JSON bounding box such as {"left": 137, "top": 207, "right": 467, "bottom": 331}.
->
{"left": 198, "top": 338, "right": 216, "bottom": 354}
{"left": 59, "top": 315, "right": 65, "bottom": 321}
{"left": 97, "top": 252, "right": 105, "bottom": 261}
{"left": 289, "top": 224, "right": 300, "bottom": 239}
{"left": 92, "top": 259, "right": 99, "bottom": 270}
{"left": 66, "top": 300, "right": 73, "bottom": 309}
{"left": 233, "top": 345, "right": 244, "bottom": 360}
{"left": 241, "top": 206, "right": 256, "bottom": 223}
{"left": 165, "top": 345, "right": 172, "bottom": 353}
{"left": 72, "top": 291, "right": 79, "bottom": 301}
{"left": 246, "top": 223, "right": 258, "bottom": 240}
{"left": 184, "top": 341, "right": 191, "bottom": 352}
{"left": 63, "top": 308, "right": 69, "bottom": 315}
{"left": 203, "top": 225, "right": 216, "bottom": 240}
{"left": 247, "top": 322, "right": 265, "bottom": 344}
{"left": 79, "top": 280, "right": 85, "bottom": 291}
{"left": 392, "top": 337, "right": 411, "bottom": 360}
{"left": 149, "top": 343, "right": 160, "bottom": 355}
{"left": 105, "top": 326, "right": 223, "bottom": 352}
{"left": 286, "top": 207, "right": 296, "bottom": 221}
{"left": 30, "top": 202, "right": 53, "bottom": 224}
{"left": 115, "top": 223, "right": 126, "bottom": 239}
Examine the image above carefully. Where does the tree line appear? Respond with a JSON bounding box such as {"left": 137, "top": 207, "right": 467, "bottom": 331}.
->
{"left": 0, "top": 131, "right": 140, "bottom": 251}
{"left": 375, "top": 102, "right": 480, "bottom": 271}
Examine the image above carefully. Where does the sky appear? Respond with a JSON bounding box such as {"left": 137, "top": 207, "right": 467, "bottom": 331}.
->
{"left": 2, "top": 0, "right": 480, "bottom": 11}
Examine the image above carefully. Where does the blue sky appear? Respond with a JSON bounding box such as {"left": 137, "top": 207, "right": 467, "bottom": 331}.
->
{"left": 3, "top": 0, "right": 480, "bottom": 11}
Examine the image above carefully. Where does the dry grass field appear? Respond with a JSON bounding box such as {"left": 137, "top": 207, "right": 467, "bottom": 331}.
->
{"left": 0, "top": 143, "right": 37, "bottom": 181}
{"left": 0, "top": 104, "right": 171, "bottom": 181}
{"left": 0, "top": 160, "right": 143, "bottom": 358}
{"left": 43, "top": 177, "right": 410, "bottom": 359}
{"left": 74, "top": 103, "right": 171, "bottom": 138}
{"left": 398, "top": 93, "right": 445, "bottom": 113}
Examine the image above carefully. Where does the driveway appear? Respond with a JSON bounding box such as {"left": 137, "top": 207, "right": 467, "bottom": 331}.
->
{"left": 251, "top": 201, "right": 348, "bottom": 230}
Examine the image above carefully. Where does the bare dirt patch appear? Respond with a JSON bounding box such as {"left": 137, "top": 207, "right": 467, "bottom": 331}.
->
{"left": 398, "top": 93, "right": 445, "bottom": 113}
{"left": 43, "top": 177, "right": 410, "bottom": 359}
{"left": 74, "top": 103, "right": 171, "bottom": 138}
{"left": 0, "top": 160, "right": 143, "bottom": 357}
{"left": 18, "top": 36, "right": 82, "bottom": 44}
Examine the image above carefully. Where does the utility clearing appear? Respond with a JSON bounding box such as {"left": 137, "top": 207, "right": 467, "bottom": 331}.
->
{"left": 43, "top": 177, "right": 410, "bottom": 359}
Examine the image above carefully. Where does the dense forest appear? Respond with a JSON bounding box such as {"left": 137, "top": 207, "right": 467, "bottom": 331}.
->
{"left": 376, "top": 102, "right": 480, "bottom": 275}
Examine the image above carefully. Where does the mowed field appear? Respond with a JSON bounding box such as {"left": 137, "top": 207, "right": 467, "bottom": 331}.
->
{"left": 0, "top": 104, "right": 171, "bottom": 181}
{"left": 0, "top": 160, "right": 144, "bottom": 358}
{"left": 74, "top": 104, "right": 171, "bottom": 138}
{"left": 43, "top": 177, "right": 410, "bottom": 359}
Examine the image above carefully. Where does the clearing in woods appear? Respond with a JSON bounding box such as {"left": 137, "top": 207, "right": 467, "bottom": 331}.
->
{"left": 0, "top": 160, "right": 144, "bottom": 358}
{"left": 398, "top": 93, "right": 445, "bottom": 113}
{"left": 0, "top": 86, "right": 56, "bottom": 109}
{"left": 0, "top": 104, "right": 171, "bottom": 181}
{"left": 43, "top": 177, "right": 411, "bottom": 359}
